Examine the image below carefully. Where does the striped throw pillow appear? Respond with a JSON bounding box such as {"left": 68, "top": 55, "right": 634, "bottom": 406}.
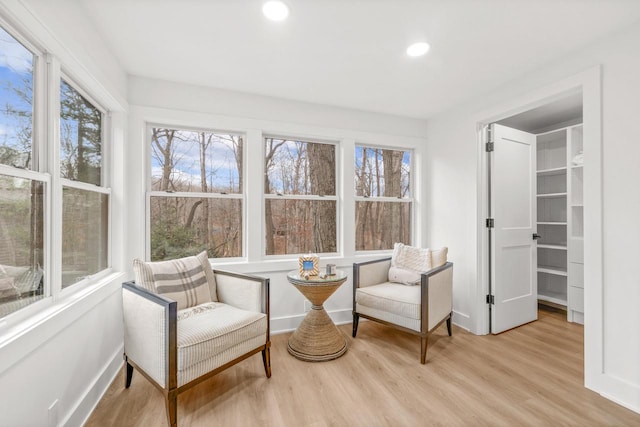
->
{"left": 133, "top": 251, "right": 215, "bottom": 310}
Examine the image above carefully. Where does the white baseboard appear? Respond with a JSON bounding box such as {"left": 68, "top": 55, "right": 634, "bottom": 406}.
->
{"left": 273, "top": 309, "right": 468, "bottom": 335}
{"left": 452, "top": 310, "right": 471, "bottom": 332}
{"left": 599, "top": 374, "right": 640, "bottom": 415}
{"left": 66, "top": 345, "right": 124, "bottom": 427}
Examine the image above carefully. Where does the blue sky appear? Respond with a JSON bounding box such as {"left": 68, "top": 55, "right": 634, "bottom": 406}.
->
{"left": 151, "top": 129, "right": 241, "bottom": 193}
{"left": 0, "top": 26, "right": 33, "bottom": 156}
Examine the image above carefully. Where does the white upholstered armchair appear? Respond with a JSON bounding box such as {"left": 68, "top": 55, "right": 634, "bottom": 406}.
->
{"left": 122, "top": 252, "right": 270, "bottom": 427}
{"left": 352, "top": 244, "right": 453, "bottom": 364}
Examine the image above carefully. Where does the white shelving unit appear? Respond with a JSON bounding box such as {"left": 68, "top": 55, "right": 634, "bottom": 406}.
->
{"left": 567, "top": 126, "right": 584, "bottom": 324}
{"left": 536, "top": 124, "right": 584, "bottom": 323}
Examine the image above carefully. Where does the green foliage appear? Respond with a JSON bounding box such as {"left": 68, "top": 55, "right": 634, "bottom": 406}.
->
{"left": 150, "top": 219, "right": 210, "bottom": 261}
{"left": 59, "top": 80, "right": 102, "bottom": 185}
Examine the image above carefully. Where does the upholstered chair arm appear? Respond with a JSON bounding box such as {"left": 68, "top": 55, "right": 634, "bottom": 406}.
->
{"left": 122, "top": 281, "right": 177, "bottom": 389}
{"left": 353, "top": 257, "right": 392, "bottom": 289}
{"left": 421, "top": 262, "right": 453, "bottom": 331}
{"left": 214, "top": 270, "right": 269, "bottom": 314}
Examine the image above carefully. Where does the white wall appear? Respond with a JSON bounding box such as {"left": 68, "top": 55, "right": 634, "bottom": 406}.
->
{"left": 127, "top": 77, "right": 429, "bottom": 334}
{"left": 425, "top": 22, "right": 640, "bottom": 413}
{"left": 0, "top": 1, "right": 128, "bottom": 426}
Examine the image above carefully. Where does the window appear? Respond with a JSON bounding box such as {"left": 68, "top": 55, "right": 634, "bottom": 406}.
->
{"left": 264, "top": 137, "right": 337, "bottom": 255}
{"left": 0, "top": 26, "right": 44, "bottom": 316}
{"left": 60, "top": 79, "right": 108, "bottom": 288}
{"left": 0, "top": 26, "right": 33, "bottom": 169}
{"left": 149, "top": 127, "right": 243, "bottom": 261}
{"left": 0, "top": 23, "right": 112, "bottom": 319}
{"left": 355, "top": 146, "right": 412, "bottom": 250}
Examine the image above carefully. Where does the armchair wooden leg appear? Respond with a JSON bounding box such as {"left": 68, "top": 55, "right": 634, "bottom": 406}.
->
{"left": 262, "top": 346, "right": 272, "bottom": 378}
{"left": 165, "top": 390, "right": 178, "bottom": 427}
{"left": 420, "top": 336, "right": 428, "bottom": 364}
{"left": 125, "top": 360, "right": 134, "bottom": 389}
{"left": 352, "top": 313, "right": 360, "bottom": 338}
{"left": 446, "top": 313, "right": 452, "bottom": 337}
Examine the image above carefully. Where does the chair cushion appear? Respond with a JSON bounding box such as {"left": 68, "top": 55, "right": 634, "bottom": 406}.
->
{"left": 133, "top": 251, "right": 216, "bottom": 310}
{"left": 356, "top": 282, "right": 421, "bottom": 320}
{"left": 177, "top": 302, "right": 267, "bottom": 371}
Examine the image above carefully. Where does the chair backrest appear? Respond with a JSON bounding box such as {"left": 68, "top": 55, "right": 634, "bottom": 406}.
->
{"left": 214, "top": 270, "right": 266, "bottom": 313}
{"left": 355, "top": 258, "right": 392, "bottom": 288}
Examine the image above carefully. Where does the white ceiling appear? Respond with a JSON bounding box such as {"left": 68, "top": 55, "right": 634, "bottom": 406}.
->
{"left": 78, "top": 0, "right": 640, "bottom": 119}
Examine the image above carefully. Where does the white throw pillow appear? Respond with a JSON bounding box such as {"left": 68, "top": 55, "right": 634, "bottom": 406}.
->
{"left": 388, "top": 266, "right": 422, "bottom": 286}
{"left": 431, "top": 247, "right": 448, "bottom": 268}
{"left": 391, "top": 243, "right": 432, "bottom": 271}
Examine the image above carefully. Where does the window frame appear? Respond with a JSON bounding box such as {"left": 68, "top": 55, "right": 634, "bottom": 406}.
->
{"left": 0, "top": 19, "right": 114, "bottom": 320}
{"left": 57, "top": 73, "right": 112, "bottom": 294}
{"left": 262, "top": 134, "right": 340, "bottom": 258}
{"left": 354, "top": 143, "right": 415, "bottom": 253}
{"left": 145, "top": 123, "right": 246, "bottom": 262}
{"left": 0, "top": 21, "right": 50, "bottom": 318}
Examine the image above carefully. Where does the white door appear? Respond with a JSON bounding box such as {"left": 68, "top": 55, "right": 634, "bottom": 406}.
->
{"left": 489, "top": 123, "right": 537, "bottom": 334}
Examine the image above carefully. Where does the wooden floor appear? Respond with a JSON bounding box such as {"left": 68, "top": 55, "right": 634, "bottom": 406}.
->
{"left": 87, "top": 310, "right": 640, "bottom": 426}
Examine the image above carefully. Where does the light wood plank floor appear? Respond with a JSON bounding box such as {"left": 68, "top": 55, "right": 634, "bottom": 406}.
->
{"left": 87, "top": 310, "right": 640, "bottom": 426}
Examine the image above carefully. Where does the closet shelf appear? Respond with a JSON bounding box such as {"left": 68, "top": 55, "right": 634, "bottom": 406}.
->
{"left": 537, "top": 221, "right": 567, "bottom": 225}
{"left": 537, "top": 192, "right": 567, "bottom": 198}
{"left": 537, "top": 244, "right": 567, "bottom": 250}
{"left": 538, "top": 266, "right": 568, "bottom": 276}
{"left": 536, "top": 167, "right": 567, "bottom": 176}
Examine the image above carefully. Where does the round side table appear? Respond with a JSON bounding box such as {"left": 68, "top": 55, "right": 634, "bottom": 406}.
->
{"left": 286, "top": 270, "right": 348, "bottom": 362}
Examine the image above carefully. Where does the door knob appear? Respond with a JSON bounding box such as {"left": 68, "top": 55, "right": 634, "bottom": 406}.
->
{"left": 533, "top": 233, "right": 542, "bottom": 240}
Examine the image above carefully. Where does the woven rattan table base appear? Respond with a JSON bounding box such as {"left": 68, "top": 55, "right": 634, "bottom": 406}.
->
{"left": 287, "top": 273, "right": 348, "bottom": 362}
{"left": 287, "top": 306, "right": 347, "bottom": 361}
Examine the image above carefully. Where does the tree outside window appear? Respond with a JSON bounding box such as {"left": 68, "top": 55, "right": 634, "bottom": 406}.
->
{"left": 355, "top": 146, "right": 412, "bottom": 250}
{"left": 0, "top": 24, "right": 114, "bottom": 318}
{"left": 60, "top": 79, "right": 108, "bottom": 288}
{"left": 0, "top": 26, "right": 44, "bottom": 317}
{"left": 149, "top": 127, "right": 243, "bottom": 261}
{"left": 264, "top": 137, "right": 337, "bottom": 255}
{"left": 0, "top": 26, "right": 33, "bottom": 170}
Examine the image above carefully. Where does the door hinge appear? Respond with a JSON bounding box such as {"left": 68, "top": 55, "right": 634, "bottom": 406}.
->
{"left": 486, "top": 218, "right": 494, "bottom": 228}
{"left": 486, "top": 126, "right": 494, "bottom": 151}
{"left": 486, "top": 294, "right": 495, "bottom": 305}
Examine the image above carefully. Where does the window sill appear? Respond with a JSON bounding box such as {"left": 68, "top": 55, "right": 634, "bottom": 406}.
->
{"left": 211, "top": 253, "right": 392, "bottom": 274}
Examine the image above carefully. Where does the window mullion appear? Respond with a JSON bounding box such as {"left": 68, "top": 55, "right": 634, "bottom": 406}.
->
{"left": 354, "top": 196, "right": 413, "bottom": 203}
{"left": 61, "top": 177, "right": 111, "bottom": 194}
{"left": 46, "top": 54, "right": 62, "bottom": 300}
{"left": 149, "top": 191, "right": 242, "bottom": 199}
{"left": 264, "top": 194, "right": 337, "bottom": 201}
{"left": 341, "top": 138, "right": 356, "bottom": 258}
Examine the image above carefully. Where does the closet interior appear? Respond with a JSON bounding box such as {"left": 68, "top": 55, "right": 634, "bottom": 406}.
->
{"left": 497, "top": 93, "right": 584, "bottom": 324}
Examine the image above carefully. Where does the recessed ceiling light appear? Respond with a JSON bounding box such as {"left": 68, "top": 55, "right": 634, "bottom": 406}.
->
{"left": 406, "top": 42, "right": 430, "bottom": 57}
{"left": 263, "top": 1, "right": 289, "bottom": 21}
